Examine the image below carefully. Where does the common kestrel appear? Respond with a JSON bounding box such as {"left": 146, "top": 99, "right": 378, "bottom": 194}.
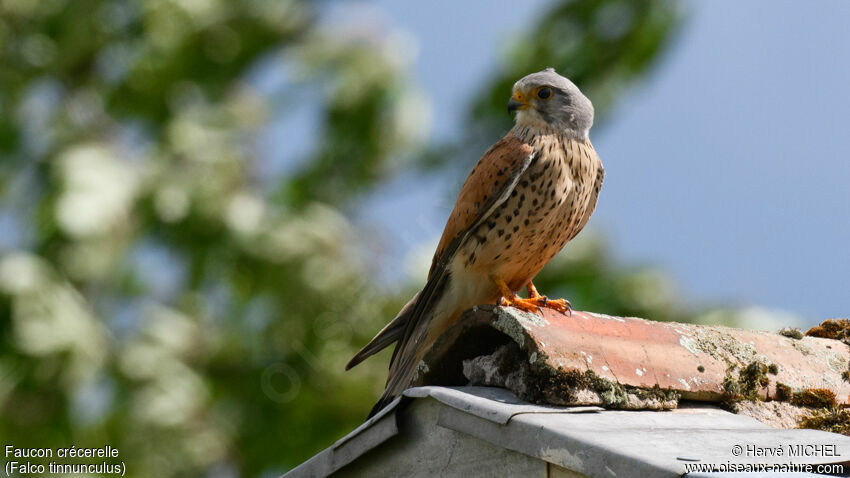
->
{"left": 347, "top": 68, "right": 604, "bottom": 417}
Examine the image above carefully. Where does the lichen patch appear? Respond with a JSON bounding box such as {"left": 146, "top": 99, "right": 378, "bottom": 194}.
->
{"left": 413, "top": 360, "right": 430, "bottom": 381}
{"left": 584, "top": 311, "right": 626, "bottom": 323}
{"left": 491, "top": 307, "right": 529, "bottom": 348}
{"left": 678, "top": 335, "right": 701, "bottom": 357}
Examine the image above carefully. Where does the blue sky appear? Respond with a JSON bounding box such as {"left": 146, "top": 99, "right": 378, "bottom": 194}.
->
{"left": 352, "top": 0, "right": 850, "bottom": 324}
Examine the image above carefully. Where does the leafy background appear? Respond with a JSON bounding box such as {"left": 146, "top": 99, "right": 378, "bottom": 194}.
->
{"left": 0, "top": 0, "right": 818, "bottom": 476}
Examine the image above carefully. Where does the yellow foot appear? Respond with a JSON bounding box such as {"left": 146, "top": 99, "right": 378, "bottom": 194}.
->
{"left": 527, "top": 281, "right": 572, "bottom": 316}
{"left": 498, "top": 294, "right": 542, "bottom": 313}
{"left": 492, "top": 277, "right": 573, "bottom": 316}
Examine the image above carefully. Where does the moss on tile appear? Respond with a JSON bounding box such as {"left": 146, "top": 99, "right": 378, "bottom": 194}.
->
{"left": 739, "top": 361, "right": 770, "bottom": 399}
{"left": 774, "top": 382, "right": 793, "bottom": 402}
{"left": 805, "top": 318, "right": 850, "bottom": 347}
{"left": 778, "top": 327, "right": 803, "bottom": 339}
{"left": 790, "top": 388, "right": 838, "bottom": 409}
{"left": 521, "top": 361, "right": 679, "bottom": 410}
{"left": 721, "top": 360, "right": 774, "bottom": 409}
{"left": 798, "top": 407, "right": 850, "bottom": 436}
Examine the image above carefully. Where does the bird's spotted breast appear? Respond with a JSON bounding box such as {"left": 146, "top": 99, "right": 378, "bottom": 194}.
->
{"left": 460, "top": 129, "right": 603, "bottom": 291}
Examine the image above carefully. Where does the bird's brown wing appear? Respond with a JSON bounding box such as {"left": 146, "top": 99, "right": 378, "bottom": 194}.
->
{"left": 368, "top": 132, "right": 536, "bottom": 417}
{"left": 428, "top": 133, "right": 536, "bottom": 278}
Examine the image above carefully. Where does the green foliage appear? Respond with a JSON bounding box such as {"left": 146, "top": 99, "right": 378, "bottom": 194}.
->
{"left": 0, "top": 0, "right": 693, "bottom": 476}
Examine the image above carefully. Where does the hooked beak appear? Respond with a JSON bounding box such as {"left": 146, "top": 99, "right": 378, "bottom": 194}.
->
{"left": 508, "top": 91, "right": 530, "bottom": 114}
{"left": 507, "top": 98, "right": 523, "bottom": 114}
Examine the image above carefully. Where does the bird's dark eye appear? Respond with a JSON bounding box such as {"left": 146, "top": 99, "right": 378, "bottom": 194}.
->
{"left": 537, "top": 87, "right": 552, "bottom": 99}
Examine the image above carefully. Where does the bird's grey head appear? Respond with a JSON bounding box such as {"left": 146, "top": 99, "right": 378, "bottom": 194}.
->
{"left": 508, "top": 68, "right": 594, "bottom": 139}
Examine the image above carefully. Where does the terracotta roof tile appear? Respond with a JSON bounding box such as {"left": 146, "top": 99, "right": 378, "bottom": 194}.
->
{"left": 415, "top": 305, "right": 850, "bottom": 409}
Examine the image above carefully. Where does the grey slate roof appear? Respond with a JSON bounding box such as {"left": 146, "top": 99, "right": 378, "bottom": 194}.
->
{"left": 284, "top": 386, "right": 850, "bottom": 478}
